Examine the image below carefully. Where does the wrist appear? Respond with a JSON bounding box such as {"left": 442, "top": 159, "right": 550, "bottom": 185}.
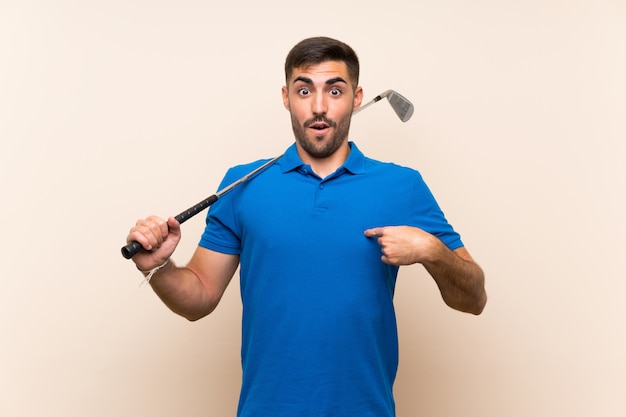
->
{"left": 137, "top": 259, "right": 170, "bottom": 283}
{"left": 419, "top": 235, "right": 446, "bottom": 264}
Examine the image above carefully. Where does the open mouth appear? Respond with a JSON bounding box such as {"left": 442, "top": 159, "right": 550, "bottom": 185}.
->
{"left": 305, "top": 117, "right": 334, "bottom": 132}
{"left": 309, "top": 122, "right": 330, "bottom": 131}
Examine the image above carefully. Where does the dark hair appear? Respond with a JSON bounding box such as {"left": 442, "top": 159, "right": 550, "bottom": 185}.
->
{"left": 284, "top": 37, "right": 360, "bottom": 88}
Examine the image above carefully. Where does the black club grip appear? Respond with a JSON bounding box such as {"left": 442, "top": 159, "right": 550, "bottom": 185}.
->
{"left": 120, "top": 194, "right": 219, "bottom": 259}
{"left": 174, "top": 194, "right": 218, "bottom": 223}
{"left": 121, "top": 241, "right": 143, "bottom": 259}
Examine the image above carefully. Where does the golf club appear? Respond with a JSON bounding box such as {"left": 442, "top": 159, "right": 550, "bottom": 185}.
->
{"left": 121, "top": 89, "right": 414, "bottom": 259}
{"left": 356, "top": 90, "right": 414, "bottom": 122}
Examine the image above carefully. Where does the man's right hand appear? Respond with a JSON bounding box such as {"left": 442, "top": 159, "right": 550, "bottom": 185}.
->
{"left": 126, "top": 216, "right": 181, "bottom": 271}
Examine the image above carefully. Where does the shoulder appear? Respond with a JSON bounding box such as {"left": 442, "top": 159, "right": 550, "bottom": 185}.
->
{"left": 222, "top": 157, "right": 278, "bottom": 183}
{"left": 363, "top": 156, "right": 425, "bottom": 181}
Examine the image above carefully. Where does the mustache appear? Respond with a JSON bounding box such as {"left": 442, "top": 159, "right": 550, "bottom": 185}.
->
{"left": 304, "top": 116, "right": 337, "bottom": 128}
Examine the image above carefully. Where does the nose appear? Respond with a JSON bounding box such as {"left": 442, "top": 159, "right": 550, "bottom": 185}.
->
{"left": 311, "top": 93, "right": 327, "bottom": 115}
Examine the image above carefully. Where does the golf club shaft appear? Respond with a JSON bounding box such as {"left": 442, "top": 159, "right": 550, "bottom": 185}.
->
{"left": 353, "top": 91, "right": 387, "bottom": 115}
{"left": 121, "top": 89, "right": 411, "bottom": 259}
{"left": 121, "top": 156, "right": 281, "bottom": 259}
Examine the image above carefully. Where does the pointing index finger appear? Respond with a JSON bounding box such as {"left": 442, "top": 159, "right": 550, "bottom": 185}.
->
{"left": 364, "top": 227, "right": 384, "bottom": 238}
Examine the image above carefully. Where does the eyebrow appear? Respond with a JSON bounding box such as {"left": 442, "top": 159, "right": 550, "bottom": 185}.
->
{"left": 293, "top": 76, "right": 348, "bottom": 86}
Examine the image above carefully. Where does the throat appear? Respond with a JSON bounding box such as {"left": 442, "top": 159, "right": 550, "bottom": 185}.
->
{"left": 298, "top": 143, "right": 351, "bottom": 178}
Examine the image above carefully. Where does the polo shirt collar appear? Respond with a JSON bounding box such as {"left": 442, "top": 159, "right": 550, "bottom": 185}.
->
{"left": 278, "top": 141, "right": 366, "bottom": 175}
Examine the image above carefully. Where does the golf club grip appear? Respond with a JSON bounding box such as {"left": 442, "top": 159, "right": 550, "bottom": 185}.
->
{"left": 120, "top": 194, "right": 219, "bottom": 259}
{"left": 121, "top": 241, "right": 143, "bottom": 259}
{"left": 174, "top": 194, "right": 218, "bottom": 223}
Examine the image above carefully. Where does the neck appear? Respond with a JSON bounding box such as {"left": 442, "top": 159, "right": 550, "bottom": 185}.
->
{"left": 297, "top": 141, "right": 351, "bottom": 178}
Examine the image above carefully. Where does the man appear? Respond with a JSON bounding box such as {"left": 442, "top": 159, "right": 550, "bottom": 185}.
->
{"left": 127, "top": 36, "right": 487, "bottom": 417}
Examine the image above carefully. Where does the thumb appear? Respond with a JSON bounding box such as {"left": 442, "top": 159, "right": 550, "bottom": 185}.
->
{"left": 167, "top": 217, "right": 182, "bottom": 237}
{"left": 364, "top": 227, "right": 384, "bottom": 238}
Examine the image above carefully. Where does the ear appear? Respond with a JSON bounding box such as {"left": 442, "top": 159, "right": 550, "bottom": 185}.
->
{"left": 281, "top": 86, "right": 290, "bottom": 110}
{"left": 353, "top": 86, "right": 364, "bottom": 112}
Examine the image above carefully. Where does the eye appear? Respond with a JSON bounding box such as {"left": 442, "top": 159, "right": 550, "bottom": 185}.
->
{"left": 298, "top": 87, "right": 311, "bottom": 96}
{"left": 329, "top": 87, "right": 342, "bottom": 96}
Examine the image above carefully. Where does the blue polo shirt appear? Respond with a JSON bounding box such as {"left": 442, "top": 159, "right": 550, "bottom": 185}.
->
{"left": 199, "top": 142, "right": 462, "bottom": 417}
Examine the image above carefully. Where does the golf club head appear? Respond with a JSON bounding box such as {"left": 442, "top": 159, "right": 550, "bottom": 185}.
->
{"left": 354, "top": 89, "right": 414, "bottom": 122}
{"left": 386, "top": 90, "right": 414, "bottom": 122}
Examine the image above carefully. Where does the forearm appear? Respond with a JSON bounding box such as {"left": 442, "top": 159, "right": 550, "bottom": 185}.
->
{"left": 142, "top": 259, "right": 217, "bottom": 321}
{"left": 364, "top": 225, "right": 487, "bottom": 314}
{"left": 422, "top": 243, "right": 487, "bottom": 315}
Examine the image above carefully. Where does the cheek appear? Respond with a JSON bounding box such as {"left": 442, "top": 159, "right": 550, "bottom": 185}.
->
{"left": 289, "top": 105, "right": 309, "bottom": 124}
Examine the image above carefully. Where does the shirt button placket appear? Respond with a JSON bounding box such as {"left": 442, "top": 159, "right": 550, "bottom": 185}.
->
{"left": 314, "top": 181, "right": 328, "bottom": 213}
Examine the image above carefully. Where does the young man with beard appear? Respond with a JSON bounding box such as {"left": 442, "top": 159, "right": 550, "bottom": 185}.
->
{"left": 126, "top": 36, "right": 487, "bottom": 417}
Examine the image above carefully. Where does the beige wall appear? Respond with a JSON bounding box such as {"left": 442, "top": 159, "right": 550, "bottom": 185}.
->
{"left": 1, "top": 1, "right": 625, "bottom": 416}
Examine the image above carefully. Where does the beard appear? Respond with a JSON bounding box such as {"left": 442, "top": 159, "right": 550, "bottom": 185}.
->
{"left": 290, "top": 112, "right": 352, "bottom": 159}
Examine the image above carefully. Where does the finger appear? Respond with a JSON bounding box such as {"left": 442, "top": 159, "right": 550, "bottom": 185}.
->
{"left": 127, "top": 226, "right": 156, "bottom": 251}
{"left": 364, "top": 227, "right": 384, "bottom": 238}
{"left": 144, "top": 215, "right": 169, "bottom": 238}
{"left": 132, "top": 217, "right": 166, "bottom": 250}
{"left": 156, "top": 217, "right": 169, "bottom": 237}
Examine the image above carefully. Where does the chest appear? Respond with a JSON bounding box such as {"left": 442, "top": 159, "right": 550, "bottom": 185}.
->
{"left": 233, "top": 171, "right": 412, "bottom": 247}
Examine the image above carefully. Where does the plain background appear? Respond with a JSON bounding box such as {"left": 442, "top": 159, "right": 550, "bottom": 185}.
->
{"left": 1, "top": 0, "right": 625, "bottom": 416}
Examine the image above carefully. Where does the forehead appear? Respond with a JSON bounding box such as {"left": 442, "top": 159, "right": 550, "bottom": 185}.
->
{"left": 288, "top": 60, "right": 350, "bottom": 85}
